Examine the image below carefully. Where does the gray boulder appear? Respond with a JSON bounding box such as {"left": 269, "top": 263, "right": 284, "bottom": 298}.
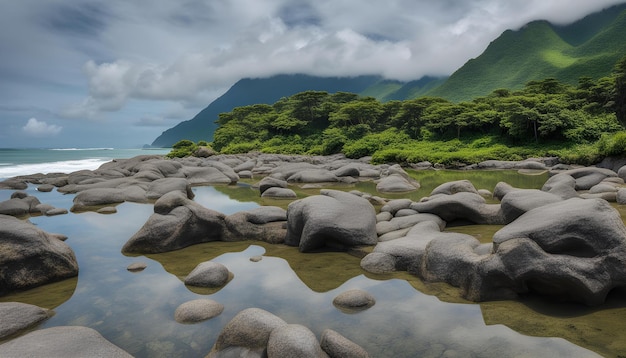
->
{"left": 0, "top": 326, "right": 132, "bottom": 358}
{"left": 363, "top": 221, "right": 453, "bottom": 274}
{"left": 376, "top": 174, "right": 419, "bottom": 193}
{"left": 257, "top": 176, "right": 288, "bottom": 195}
{"left": 209, "top": 308, "right": 288, "bottom": 357}
{"left": 332, "top": 289, "right": 375, "bottom": 312}
{"left": 0, "top": 179, "right": 27, "bottom": 190}
{"left": 224, "top": 207, "right": 287, "bottom": 244}
{"left": 122, "top": 191, "right": 227, "bottom": 254}
{"left": 410, "top": 192, "right": 504, "bottom": 225}
{"left": 321, "top": 329, "right": 369, "bottom": 358}
{"left": 145, "top": 177, "right": 194, "bottom": 200}
{"left": 417, "top": 233, "right": 486, "bottom": 289}
{"left": 126, "top": 262, "right": 147, "bottom": 272}
{"left": 0, "top": 192, "right": 41, "bottom": 216}
{"left": 183, "top": 166, "right": 234, "bottom": 185}
{"left": 71, "top": 188, "right": 127, "bottom": 211}
{"left": 430, "top": 179, "right": 478, "bottom": 196}
{"left": 287, "top": 169, "right": 340, "bottom": 183}
{"left": 379, "top": 199, "right": 413, "bottom": 215}
{"left": 418, "top": 198, "right": 626, "bottom": 305}
{"left": 267, "top": 324, "right": 325, "bottom": 358}
{"left": 270, "top": 162, "right": 320, "bottom": 179}
{"left": 332, "top": 165, "right": 361, "bottom": 178}
{"left": 541, "top": 173, "right": 579, "bottom": 199}
{"left": 233, "top": 160, "right": 256, "bottom": 173}
{"left": 499, "top": 189, "right": 563, "bottom": 223}
{"left": 0, "top": 302, "right": 51, "bottom": 340}
{"left": 0, "top": 215, "right": 78, "bottom": 295}
{"left": 184, "top": 261, "right": 231, "bottom": 288}
{"left": 286, "top": 190, "right": 377, "bottom": 252}
{"left": 36, "top": 184, "right": 54, "bottom": 192}
{"left": 617, "top": 188, "right": 626, "bottom": 205}
{"left": 558, "top": 167, "right": 618, "bottom": 190}
{"left": 376, "top": 213, "right": 445, "bottom": 236}
{"left": 261, "top": 187, "right": 297, "bottom": 199}
{"left": 174, "top": 299, "right": 224, "bottom": 323}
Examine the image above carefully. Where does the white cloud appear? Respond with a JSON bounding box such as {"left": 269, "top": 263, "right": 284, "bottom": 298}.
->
{"left": 22, "top": 118, "right": 62, "bottom": 137}
{"left": 1, "top": 0, "right": 625, "bottom": 147}
{"left": 63, "top": 0, "right": 626, "bottom": 121}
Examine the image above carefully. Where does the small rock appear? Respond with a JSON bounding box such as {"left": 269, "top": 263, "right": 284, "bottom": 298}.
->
{"left": 184, "top": 261, "right": 231, "bottom": 288}
{"left": 97, "top": 206, "right": 117, "bottom": 214}
{"left": 174, "top": 299, "right": 224, "bottom": 323}
{"left": 127, "top": 262, "right": 148, "bottom": 272}
{"left": 36, "top": 184, "right": 54, "bottom": 192}
{"left": 332, "top": 289, "right": 375, "bottom": 312}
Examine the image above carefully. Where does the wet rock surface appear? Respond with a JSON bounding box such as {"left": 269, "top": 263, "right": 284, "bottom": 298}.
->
{"left": 0, "top": 326, "right": 133, "bottom": 358}
{"left": 208, "top": 307, "right": 367, "bottom": 357}
{"left": 0, "top": 215, "right": 78, "bottom": 295}
{"left": 4, "top": 153, "right": 626, "bottom": 357}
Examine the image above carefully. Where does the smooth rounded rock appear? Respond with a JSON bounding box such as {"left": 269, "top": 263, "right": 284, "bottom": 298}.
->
{"left": 174, "top": 299, "right": 224, "bottom": 323}
{"left": 332, "top": 289, "right": 375, "bottom": 312}
{"left": 126, "top": 262, "right": 147, "bottom": 272}
{"left": 184, "top": 261, "right": 231, "bottom": 288}
{"left": 212, "top": 308, "right": 288, "bottom": 353}
{"left": 0, "top": 326, "right": 133, "bottom": 358}
{"left": 267, "top": 324, "right": 324, "bottom": 358}
{"left": 0, "top": 302, "right": 51, "bottom": 340}
{"left": 321, "top": 329, "right": 370, "bottom": 358}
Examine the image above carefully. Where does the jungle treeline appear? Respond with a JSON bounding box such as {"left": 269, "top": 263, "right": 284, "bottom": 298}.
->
{"left": 171, "top": 56, "right": 626, "bottom": 166}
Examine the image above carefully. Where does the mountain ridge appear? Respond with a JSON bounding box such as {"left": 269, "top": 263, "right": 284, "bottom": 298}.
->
{"left": 152, "top": 3, "right": 626, "bottom": 147}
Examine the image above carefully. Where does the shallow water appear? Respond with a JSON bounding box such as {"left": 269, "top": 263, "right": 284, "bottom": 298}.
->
{"left": 0, "top": 170, "right": 623, "bottom": 357}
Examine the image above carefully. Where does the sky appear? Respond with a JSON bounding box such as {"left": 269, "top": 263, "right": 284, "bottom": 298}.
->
{"left": 0, "top": 0, "right": 625, "bottom": 148}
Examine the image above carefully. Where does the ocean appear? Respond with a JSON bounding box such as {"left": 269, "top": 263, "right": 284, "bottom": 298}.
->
{"left": 0, "top": 148, "right": 171, "bottom": 180}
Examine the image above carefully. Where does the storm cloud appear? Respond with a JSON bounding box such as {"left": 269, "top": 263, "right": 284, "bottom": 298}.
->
{"left": 0, "top": 0, "right": 624, "bottom": 147}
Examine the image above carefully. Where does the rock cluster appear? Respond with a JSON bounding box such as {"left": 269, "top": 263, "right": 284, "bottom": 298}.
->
{"left": 208, "top": 307, "right": 369, "bottom": 357}
{"left": 4, "top": 152, "right": 626, "bottom": 358}
{"left": 362, "top": 167, "right": 626, "bottom": 305}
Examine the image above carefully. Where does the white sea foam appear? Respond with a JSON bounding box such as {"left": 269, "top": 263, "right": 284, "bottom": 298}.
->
{"left": 0, "top": 158, "right": 110, "bottom": 179}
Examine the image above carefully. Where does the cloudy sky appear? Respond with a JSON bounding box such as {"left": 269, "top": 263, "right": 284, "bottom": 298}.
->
{"left": 1, "top": 0, "right": 624, "bottom": 148}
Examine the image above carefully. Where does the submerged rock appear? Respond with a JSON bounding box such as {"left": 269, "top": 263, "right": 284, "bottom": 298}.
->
{"left": 332, "top": 289, "right": 376, "bottom": 312}
{"left": 174, "top": 299, "right": 224, "bottom": 323}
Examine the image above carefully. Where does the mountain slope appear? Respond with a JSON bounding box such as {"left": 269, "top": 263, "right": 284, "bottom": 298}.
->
{"left": 427, "top": 3, "right": 626, "bottom": 102}
{"left": 151, "top": 74, "right": 382, "bottom": 147}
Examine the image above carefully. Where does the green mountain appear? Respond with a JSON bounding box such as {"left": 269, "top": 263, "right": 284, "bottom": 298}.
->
{"left": 152, "top": 4, "right": 626, "bottom": 146}
{"left": 151, "top": 74, "right": 383, "bottom": 147}
{"left": 427, "top": 3, "right": 626, "bottom": 102}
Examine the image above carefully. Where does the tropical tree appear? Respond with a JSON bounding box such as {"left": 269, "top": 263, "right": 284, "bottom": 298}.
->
{"left": 615, "top": 55, "right": 626, "bottom": 127}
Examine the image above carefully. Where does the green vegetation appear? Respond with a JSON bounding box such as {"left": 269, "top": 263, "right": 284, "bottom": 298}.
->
{"left": 166, "top": 139, "right": 212, "bottom": 158}
{"left": 426, "top": 5, "right": 626, "bottom": 102}
{"left": 165, "top": 58, "right": 626, "bottom": 166}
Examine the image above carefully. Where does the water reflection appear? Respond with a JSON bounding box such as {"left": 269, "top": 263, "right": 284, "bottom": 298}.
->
{"left": 0, "top": 171, "right": 619, "bottom": 357}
